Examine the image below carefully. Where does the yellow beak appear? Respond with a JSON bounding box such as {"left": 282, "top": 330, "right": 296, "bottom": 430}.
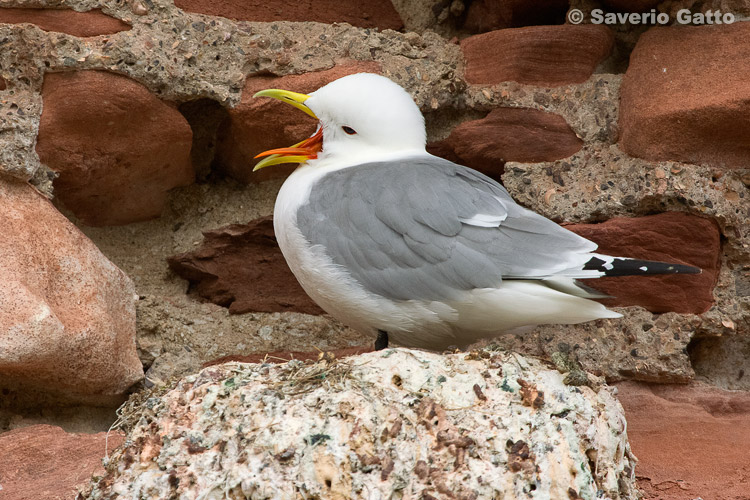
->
{"left": 253, "top": 89, "right": 318, "bottom": 119}
{"left": 252, "top": 89, "right": 320, "bottom": 171}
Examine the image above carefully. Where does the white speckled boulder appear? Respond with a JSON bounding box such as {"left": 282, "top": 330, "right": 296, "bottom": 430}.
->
{"left": 82, "top": 348, "right": 637, "bottom": 499}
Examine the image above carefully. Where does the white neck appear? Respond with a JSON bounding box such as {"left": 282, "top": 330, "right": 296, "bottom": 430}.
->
{"left": 310, "top": 147, "right": 430, "bottom": 172}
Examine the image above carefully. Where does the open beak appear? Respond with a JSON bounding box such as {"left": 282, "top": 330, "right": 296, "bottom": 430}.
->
{"left": 253, "top": 89, "right": 322, "bottom": 171}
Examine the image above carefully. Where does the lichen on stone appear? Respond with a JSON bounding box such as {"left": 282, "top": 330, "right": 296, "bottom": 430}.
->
{"left": 81, "top": 348, "right": 637, "bottom": 499}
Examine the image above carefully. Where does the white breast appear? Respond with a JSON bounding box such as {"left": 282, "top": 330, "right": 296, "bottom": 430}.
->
{"left": 272, "top": 163, "right": 457, "bottom": 347}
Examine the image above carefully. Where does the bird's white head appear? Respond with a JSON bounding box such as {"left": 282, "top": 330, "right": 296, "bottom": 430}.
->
{"left": 253, "top": 73, "right": 427, "bottom": 171}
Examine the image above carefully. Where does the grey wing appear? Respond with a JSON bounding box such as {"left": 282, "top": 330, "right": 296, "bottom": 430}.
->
{"left": 296, "top": 156, "right": 598, "bottom": 301}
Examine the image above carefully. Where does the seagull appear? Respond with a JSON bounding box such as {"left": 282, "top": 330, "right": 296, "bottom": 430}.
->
{"left": 253, "top": 73, "right": 700, "bottom": 351}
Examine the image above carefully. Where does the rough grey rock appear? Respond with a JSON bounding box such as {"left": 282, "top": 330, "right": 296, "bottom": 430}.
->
{"left": 81, "top": 348, "right": 637, "bottom": 499}
{"left": 0, "top": 0, "right": 462, "bottom": 182}
{"left": 501, "top": 143, "right": 749, "bottom": 383}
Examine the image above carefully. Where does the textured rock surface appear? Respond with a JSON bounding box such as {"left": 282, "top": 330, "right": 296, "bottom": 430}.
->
{"left": 173, "top": 0, "right": 403, "bottom": 29}
{"left": 503, "top": 143, "right": 748, "bottom": 359}
{"left": 36, "top": 70, "right": 194, "bottom": 226}
{"left": 0, "top": 180, "right": 142, "bottom": 403}
{"left": 689, "top": 335, "right": 750, "bottom": 391}
{"left": 80, "top": 349, "right": 637, "bottom": 499}
{"left": 0, "top": 3, "right": 747, "bottom": 490}
{"left": 487, "top": 308, "right": 699, "bottom": 384}
{"left": 167, "top": 216, "right": 323, "bottom": 315}
{"left": 566, "top": 212, "right": 720, "bottom": 314}
{"left": 620, "top": 23, "right": 750, "bottom": 170}
{"left": 616, "top": 381, "right": 750, "bottom": 500}
{"left": 428, "top": 107, "right": 582, "bottom": 179}
{"left": 216, "top": 61, "right": 381, "bottom": 183}
{"left": 462, "top": 25, "right": 614, "bottom": 86}
{"left": 0, "top": 424, "right": 123, "bottom": 500}
{"left": 0, "top": 8, "right": 130, "bottom": 36}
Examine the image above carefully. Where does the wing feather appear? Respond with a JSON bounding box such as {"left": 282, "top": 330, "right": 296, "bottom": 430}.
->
{"left": 296, "top": 155, "right": 599, "bottom": 301}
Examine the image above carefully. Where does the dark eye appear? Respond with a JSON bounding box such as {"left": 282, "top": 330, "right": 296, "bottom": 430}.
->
{"left": 342, "top": 126, "right": 357, "bottom": 135}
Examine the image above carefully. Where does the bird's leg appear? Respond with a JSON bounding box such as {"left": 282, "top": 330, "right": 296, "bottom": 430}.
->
{"left": 375, "top": 330, "right": 389, "bottom": 351}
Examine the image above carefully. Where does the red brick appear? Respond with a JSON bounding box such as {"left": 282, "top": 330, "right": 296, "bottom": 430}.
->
{"left": 461, "top": 25, "right": 613, "bottom": 86}
{"left": 565, "top": 212, "right": 719, "bottom": 314}
{"left": 428, "top": 107, "right": 582, "bottom": 180}
{"left": 0, "top": 425, "right": 123, "bottom": 500}
{"left": 36, "top": 71, "right": 194, "bottom": 226}
{"left": 0, "top": 8, "right": 129, "bottom": 36}
{"left": 616, "top": 381, "right": 750, "bottom": 500}
{"left": 619, "top": 23, "right": 750, "bottom": 170}
{"left": 167, "top": 216, "right": 324, "bottom": 315}
{"left": 173, "top": 0, "right": 402, "bottom": 30}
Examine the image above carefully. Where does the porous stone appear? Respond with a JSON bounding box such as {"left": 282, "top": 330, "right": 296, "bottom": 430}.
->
{"left": 689, "top": 335, "right": 750, "bottom": 391}
{"left": 502, "top": 143, "right": 748, "bottom": 345}
{"left": 565, "top": 212, "right": 720, "bottom": 314}
{"left": 461, "top": 25, "right": 614, "bottom": 86}
{"left": 173, "top": 0, "right": 403, "bottom": 30}
{"left": 0, "top": 424, "right": 123, "bottom": 500}
{"left": 167, "top": 216, "right": 323, "bottom": 315}
{"left": 620, "top": 23, "right": 750, "bottom": 170}
{"left": 216, "top": 61, "right": 381, "bottom": 183}
{"left": 0, "top": 87, "right": 43, "bottom": 183}
{"left": 0, "top": 8, "right": 130, "bottom": 36}
{"left": 36, "top": 70, "right": 194, "bottom": 226}
{"left": 428, "top": 107, "right": 583, "bottom": 179}
{"left": 489, "top": 307, "right": 699, "bottom": 384}
{"left": 616, "top": 381, "right": 750, "bottom": 500}
{"left": 80, "top": 349, "right": 637, "bottom": 499}
{"left": 0, "top": 180, "right": 142, "bottom": 404}
{"left": 462, "top": 74, "right": 622, "bottom": 145}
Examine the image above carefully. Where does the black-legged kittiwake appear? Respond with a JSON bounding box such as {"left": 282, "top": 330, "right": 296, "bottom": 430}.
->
{"left": 253, "top": 73, "right": 700, "bottom": 351}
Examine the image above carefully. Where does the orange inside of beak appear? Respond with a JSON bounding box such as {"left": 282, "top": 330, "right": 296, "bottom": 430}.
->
{"left": 255, "top": 127, "right": 324, "bottom": 162}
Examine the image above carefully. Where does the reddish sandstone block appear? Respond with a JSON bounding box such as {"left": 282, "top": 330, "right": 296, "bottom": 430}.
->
{"left": 216, "top": 61, "right": 381, "bottom": 183}
{"left": 173, "top": 0, "right": 402, "bottom": 30}
{"left": 36, "top": 71, "right": 194, "bottom": 226}
{"left": 0, "top": 8, "right": 129, "bottom": 36}
{"left": 565, "top": 212, "right": 719, "bottom": 314}
{"left": 616, "top": 381, "right": 750, "bottom": 500}
{"left": 0, "top": 425, "right": 124, "bottom": 500}
{"left": 167, "top": 216, "right": 324, "bottom": 315}
{"left": 428, "top": 107, "right": 582, "bottom": 179}
{"left": 619, "top": 23, "right": 750, "bottom": 170}
{"left": 461, "top": 25, "right": 614, "bottom": 86}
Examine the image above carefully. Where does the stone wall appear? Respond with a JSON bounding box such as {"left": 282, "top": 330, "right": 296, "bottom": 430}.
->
{"left": 0, "top": 0, "right": 749, "bottom": 497}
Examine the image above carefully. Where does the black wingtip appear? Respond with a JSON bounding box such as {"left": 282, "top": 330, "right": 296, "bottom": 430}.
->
{"left": 584, "top": 256, "right": 701, "bottom": 277}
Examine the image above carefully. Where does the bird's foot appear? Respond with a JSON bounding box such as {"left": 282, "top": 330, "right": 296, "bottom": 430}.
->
{"left": 375, "top": 330, "right": 389, "bottom": 351}
{"left": 550, "top": 343, "right": 591, "bottom": 387}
